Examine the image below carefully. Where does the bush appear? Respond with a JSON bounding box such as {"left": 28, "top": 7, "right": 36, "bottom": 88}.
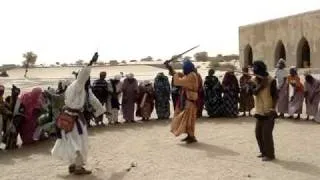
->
{"left": 209, "top": 61, "right": 237, "bottom": 71}
{"left": 110, "top": 60, "right": 119, "bottom": 66}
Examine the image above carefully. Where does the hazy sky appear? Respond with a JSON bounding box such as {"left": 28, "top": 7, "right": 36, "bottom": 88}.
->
{"left": 0, "top": 0, "right": 319, "bottom": 65}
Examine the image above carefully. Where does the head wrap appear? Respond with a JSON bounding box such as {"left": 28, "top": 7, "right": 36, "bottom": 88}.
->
{"left": 114, "top": 75, "right": 121, "bottom": 80}
{"left": 182, "top": 58, "right": 195, "bottom": 75}
{"left": 252, "top": 61, "right": 268, "bottom": 77}
{"left": 208, "top": 69, "right": 215, "bottom": 76}
{"left": 126, "top": 73, "right": 134, "bottom": 79}
{"left": 277, "top": 58, "right": 286, "bottom": 68}
{"left": 289, "top": 66, "right": 297, "bottom": 76}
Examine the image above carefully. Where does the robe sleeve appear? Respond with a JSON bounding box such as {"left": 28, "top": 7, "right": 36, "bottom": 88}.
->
{"left": 173, "top": 73, "right": 196, "bottom": 90}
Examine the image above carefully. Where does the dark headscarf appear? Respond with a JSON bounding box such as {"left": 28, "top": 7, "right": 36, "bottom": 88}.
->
{"left": 222, "top": 72, "right": 238, "bottom": 87}
{"left": 289, "top": 67, "right": 297, "bottom": 76}
{"left": 252, "top": 61, "right": 268, "bottom": 77}
{"left": 208, "top": 69, "right": 215, "bottom": 76}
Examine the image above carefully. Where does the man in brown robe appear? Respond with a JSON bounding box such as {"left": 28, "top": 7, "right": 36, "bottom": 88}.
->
{"left": 166, "top": 58, "right": 199, "bottom": 144}
{"left": 121, "top": 73, "right": 138, "bottom": 123}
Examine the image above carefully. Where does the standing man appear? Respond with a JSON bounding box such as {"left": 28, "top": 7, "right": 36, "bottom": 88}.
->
{"left": 51, "top": 53, "right": 105, "bottom": 175}
{"left": 251, "top": 61, "right": 278, "bottom": 161}
{"left": 92, "top": 71, "right": 109, "bottom": 126}
{"left": 166, "top": 58, "right": 199, "bottom": 144}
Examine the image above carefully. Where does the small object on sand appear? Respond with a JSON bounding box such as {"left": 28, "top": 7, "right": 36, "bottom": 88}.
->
{"left": 247, "top": 174, "right": 251, "bottom": 178}
{"left": 131, "top": 162, "right": 137, "bottom": 167}
{"left": 126, "top": 162, "right": 137, "bottom": 172}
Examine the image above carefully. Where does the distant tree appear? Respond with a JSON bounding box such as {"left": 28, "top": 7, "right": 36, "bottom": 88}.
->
{"left": 75, "top": 60, "right": 84, "bottom": 66}
{"left": 130, "top": 60, "right": 137, "bottom": 62}
{"left": 61, "top": 63, "right": 68, "bottom": 67}
{"left": 141, "top": 56, "right": 153, "bottom": 62}
{"left": 22, "top": 51, "right": 38, "bottom": 77}
{"left": 121, "top": 60, "right": 127, "bottom": 64}
{"left": 110, "top": 60, "right": 119, "bottom": 66}
{"left": 56, "top": 62, "right": 60, "bottom": 65}
{"left": 97, "top": 61, "right": 106, "bottom": 66}
{"left": 156, "top": 59, "right": 163, "bottom": 62}
{"left": 194, "top": 52, "right": 208, "bottom": 62}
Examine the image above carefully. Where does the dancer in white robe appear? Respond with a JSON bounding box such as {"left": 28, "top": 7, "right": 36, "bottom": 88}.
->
{"left": 51, "top": 64, "right": 105, "bottom": 175}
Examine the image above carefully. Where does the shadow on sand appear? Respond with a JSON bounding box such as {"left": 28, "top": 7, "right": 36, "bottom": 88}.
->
{"left": 0, "top": 140, "right": 54, "bottom": 165}
{"left": 273, "top": 159, "right": 320, "bottom": 177}
{"left": 57, "top": 173, "right": 104, "bottom": 180}
{"left": 179, "top": 142, "right": 240, "bottom": 158}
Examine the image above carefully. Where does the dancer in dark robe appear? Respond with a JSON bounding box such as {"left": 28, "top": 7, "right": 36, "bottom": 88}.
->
{"left": 154, "top": 72, "right": 171, "bottom": 119}
{"left": 204, "top": 69, "right": 223, "bottom": 117}
{"left": 222, "top": 72, "right": 239, "bottom": 117}
{"left": 122, "top": 73, "right": 138, "bottom": 123}
{"left": 92, "top": 72, "right": 108, "bottom": 125}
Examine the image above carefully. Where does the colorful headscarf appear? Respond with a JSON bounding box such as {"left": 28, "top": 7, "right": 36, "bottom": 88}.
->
{"left": 20, "top": 87, "right": 43, "bottom": 121}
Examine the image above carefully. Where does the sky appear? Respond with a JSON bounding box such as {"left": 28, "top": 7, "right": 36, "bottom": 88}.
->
{"left": 0, "top": 0, "right": 319, "bottom": 65}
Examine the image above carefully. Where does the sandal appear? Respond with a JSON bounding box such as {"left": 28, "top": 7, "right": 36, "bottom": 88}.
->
{"left": 74, "top": 167, "right": 92, "bottom": 175}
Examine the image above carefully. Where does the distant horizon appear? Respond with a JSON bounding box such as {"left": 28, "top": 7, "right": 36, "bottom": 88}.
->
{"left": 0, "top": 0, "right": 318, "bottom": 65}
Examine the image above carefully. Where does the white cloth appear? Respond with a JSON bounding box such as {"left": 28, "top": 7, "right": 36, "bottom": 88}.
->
{"left": 51, "top": 120, "right": 88, "bottom": 164}
{"left": 51, "top": 66, "right": 105, "bottom": 165}
{"left": 275, "top": 69, "right": 287, "bottom": 89}
{"left": 110, "top": 108, "right": 119, "bottom": 123}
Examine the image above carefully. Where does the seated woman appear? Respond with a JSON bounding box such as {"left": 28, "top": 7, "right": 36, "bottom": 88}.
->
{"left": 33, "top": 88, "right": 65, "bottom": 140}
{"left": 287, "top": 67, "right": 304, "bottom": 119}
{"left": 136, "top": 80, "right": 155, "bottom": 121}
{"left": 16, "top": 88, "right": 44, "bottom": 145}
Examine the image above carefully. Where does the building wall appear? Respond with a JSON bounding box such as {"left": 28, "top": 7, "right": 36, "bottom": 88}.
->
{"left": 239, "top": 10, "right": 320, "bottom": 70}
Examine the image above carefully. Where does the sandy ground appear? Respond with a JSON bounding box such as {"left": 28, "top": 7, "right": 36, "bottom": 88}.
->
{"left": 0, "top": 117, "right": 319, "bottom": 180}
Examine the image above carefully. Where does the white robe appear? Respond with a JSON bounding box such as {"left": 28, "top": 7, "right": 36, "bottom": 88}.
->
{"left": 51, "top": 66, "right": 105, "bottom": 164}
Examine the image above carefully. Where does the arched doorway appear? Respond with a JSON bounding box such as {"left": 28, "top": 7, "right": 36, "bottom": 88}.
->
{"left": 297, "top": 37, "right": 311, "bottom": 68}
{"left": 274, "top": 40, "right": 286, "bottom": 67}
{"left": 244, "top": 44, "right": 253, "bottom": 67}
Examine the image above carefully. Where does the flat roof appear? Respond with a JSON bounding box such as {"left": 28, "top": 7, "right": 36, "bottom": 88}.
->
{"left": 239, "top": 9, "right": 320, "bottom": 29}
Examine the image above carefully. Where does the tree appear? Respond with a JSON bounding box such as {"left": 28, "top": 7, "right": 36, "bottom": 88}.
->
{"left": 56, "top": 62, "right": 60, "bottom": 65}
{"left": 61, "top": 63, "right": 68, "bottom": 67}
{"left": 22, "top": 51, "right": 38, "bottom": 77}
{"left": 110, "top": 60, "right": 119, "bottom": 66}
{"left": 156, "top": 59, "right": 163, "bottom": 62}
{"left": 141, "top": 56, "right": 153, "bottom": 62}
{"left": 75, "top": 60, "right": 84, "bottom": 66}
{"left": 121, "top": 60, "right": 127, "bottom": 64}
{"left": 194, "top": 52, "right": 208, "bottom": 62}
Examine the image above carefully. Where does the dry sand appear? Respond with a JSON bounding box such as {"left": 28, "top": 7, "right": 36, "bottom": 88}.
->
{"left": 0, "top": 117, "right": 319, "bottom": 180}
